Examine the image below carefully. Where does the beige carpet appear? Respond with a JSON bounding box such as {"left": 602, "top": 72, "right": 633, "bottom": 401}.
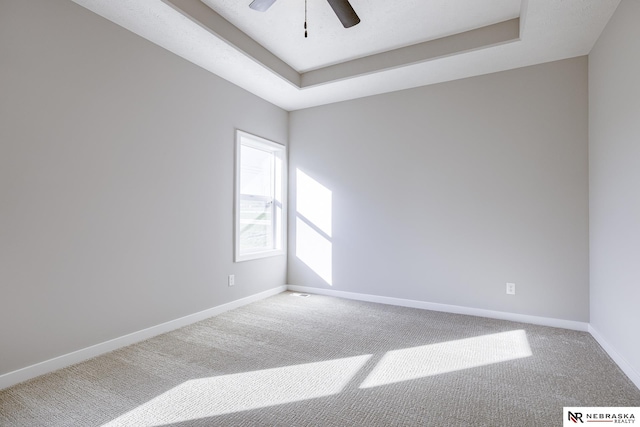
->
{"left": 1, "top": 291, "right": 639, "bottom": 426}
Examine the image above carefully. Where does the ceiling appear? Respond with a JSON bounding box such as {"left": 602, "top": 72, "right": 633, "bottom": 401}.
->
{"left": 71, "top": 0, "right": 620, "bottom": 111}
{"left": 200, "top": 0, "right": 521, "bottom": 73}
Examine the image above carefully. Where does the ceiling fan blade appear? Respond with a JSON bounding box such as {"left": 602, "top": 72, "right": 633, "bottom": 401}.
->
{"left": 249, "top": 0, "right": 277, "bottom": 12}
{"left": 326, "top": 0, "right": 360, "bottom": 28}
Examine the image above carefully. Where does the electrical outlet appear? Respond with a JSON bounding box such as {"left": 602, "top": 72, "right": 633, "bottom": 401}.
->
{"left": 506, "top": 282, "right": 516, "bottom": 295}
{"left": 228, "top": 274, "right": 235, "bottom": 287}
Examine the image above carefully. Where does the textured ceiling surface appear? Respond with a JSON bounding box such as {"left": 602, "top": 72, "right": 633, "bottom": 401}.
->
{"left": 71, "top": 0, "right": 620, "bottom": 111}
{"left": 200, "top": 0, "right": 520, "bottom": 72}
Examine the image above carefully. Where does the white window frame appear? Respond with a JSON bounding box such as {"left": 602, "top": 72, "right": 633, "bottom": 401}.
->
{"left": 234, "top": 130, "right": 287, "bottom": 262}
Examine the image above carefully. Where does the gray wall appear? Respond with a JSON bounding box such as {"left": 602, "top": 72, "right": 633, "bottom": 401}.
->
{"left": 589, "top": 0, "right": 640, "bottom": 380}
{"left": 0, "top": 0, "right": 287, "bottom": 375}
{"left": 289, "top": 57, "right": 589, "bottom": 322}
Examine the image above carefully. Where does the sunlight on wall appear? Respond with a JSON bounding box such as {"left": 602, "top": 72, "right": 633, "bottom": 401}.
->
{"left": 296, "top": 218, "right": 333, "bottom": 285}
{"left": 359, "top": 330, "right": 532, "bottom": 389}
{"left": 102, "top": 355, "right": 371, "bottom": 427}
{"left": 295, "top": 169, "right": 333, "bottom": 285}
{"left": 296, "top": 170, "right": 332, "bottom": 236}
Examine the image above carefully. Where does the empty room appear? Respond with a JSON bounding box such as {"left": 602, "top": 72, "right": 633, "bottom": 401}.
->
{"left": 1, "top": 0, "right": 639, "bottom": 425}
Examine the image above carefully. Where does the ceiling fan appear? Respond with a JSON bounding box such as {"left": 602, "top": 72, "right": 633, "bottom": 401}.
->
{"left": 249, "top": 0, "right": 360, "bottom": 29}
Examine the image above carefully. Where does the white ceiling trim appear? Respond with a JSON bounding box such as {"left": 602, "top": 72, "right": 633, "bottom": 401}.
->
{"left": 302, "top": 18, "right": 519, "bottom": 88}
{"left": 166, "top": 0, "right": 520, "bottom": 90}
{"left": 71, "top": 0, "right": 621, "bottom": 111}
{"left": 165, "top": 0, "right": 301, "bottom": 87}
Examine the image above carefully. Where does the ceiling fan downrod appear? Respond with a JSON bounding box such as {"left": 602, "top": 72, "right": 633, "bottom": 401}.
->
{"left": 249, "top": 0, "right": 360, "bottom": 31}
{"left": 304, "top": 0, "right": 308, "bottom": 38}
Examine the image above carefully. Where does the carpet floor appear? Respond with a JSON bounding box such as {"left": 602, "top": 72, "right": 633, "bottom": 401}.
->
{"left": 1, "top": 291, "right": 639, "bottom": 426}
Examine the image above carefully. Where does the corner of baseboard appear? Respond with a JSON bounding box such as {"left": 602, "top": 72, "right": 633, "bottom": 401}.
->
{"left": 588, "top": 324, "right": 640, "bottom": 390}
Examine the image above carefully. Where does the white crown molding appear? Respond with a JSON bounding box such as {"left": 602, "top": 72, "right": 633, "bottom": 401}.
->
{"left": 164, "top": 0, "right": 300, "bottom": 87}
{"left": 301, "top": 18, "right": 520, "bottom": 88}
{"left": 70, "top": 0, "right": 619, "bottom": 111}
{"left": 165, "top": 0, "right": 520, "bottom": 89}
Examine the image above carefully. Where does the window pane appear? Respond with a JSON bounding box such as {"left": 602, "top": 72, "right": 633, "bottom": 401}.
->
{"left": 235, "top": 130, "right": 286, "bottom": 262}
{"left": 240, "top": 145, "right": 273, "bottom": 197}
{"left": 239, "top": 197, "right": 273, "bottom": 253}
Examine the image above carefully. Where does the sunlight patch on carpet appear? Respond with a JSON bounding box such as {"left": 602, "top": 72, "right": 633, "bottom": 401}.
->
{"left": 102, "top": 354, "right": 371, "bottom": 426}
{"left": 359, "top": 329, "right": 532, "bottom": 388}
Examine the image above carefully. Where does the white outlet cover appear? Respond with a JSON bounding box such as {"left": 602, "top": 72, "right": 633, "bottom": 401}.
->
{"left": 506, "top": 282, "right": 516, "bottom": 295}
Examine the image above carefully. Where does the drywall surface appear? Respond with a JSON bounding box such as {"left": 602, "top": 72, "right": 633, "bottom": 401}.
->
{"left": 589, "top": 0, "right": 640, "bottom": 383}
{"left": 0, "top": 0, "right": 287, "bottom": 375}
{"left": 289, "top": 57, "right": 589, "bottom": 322}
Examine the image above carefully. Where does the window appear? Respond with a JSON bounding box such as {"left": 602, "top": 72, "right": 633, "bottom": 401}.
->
{"left": 235, "top": 130, "right": 286, "bottom": 262}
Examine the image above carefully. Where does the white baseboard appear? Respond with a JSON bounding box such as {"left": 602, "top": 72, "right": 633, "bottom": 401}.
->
{"left": 287, "top": 285, "right": 589, "bottom": 332}
{"left": 287, "top": 286, "right": 640, "bottom": 390}
{"left": 589, "top": 325, "right": 640, "bottom": 390}
{"left": 4, "top": 285, "right": 637, "bottom": 394}
{"left": 0, "top": 286, "right": 287, "bottom": 391}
